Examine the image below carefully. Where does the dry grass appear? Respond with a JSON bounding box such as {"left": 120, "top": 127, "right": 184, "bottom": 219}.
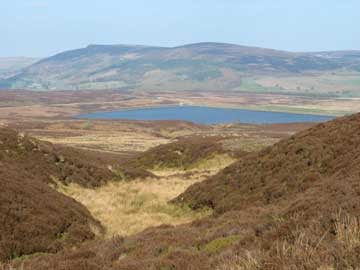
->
{"left": 215, "top": 211, "right": 360, "bottom": 270}
{"left": 275, "top": 231, "right": 326, "bottom": 265}
{"left": 38, "top": 132, "right": 170, "bottom": 153}
{"left": 215, "top": 252, "right": 262, "bottom": 270}
{"left": 149, "top": 153, "right": 235, "bottom": 175}
{"left": 334, "top": 211, "right": 360, "bottom": 251}
{"left": 57, "top": 172, "right": 213, "bottom": 237}
{"left": 189, "top": 154, "right": 235, "bottom": 170}
{"left": 214, "top": 234, "right": 328, "bottom": 270}
{"left": 221, "top": 138, "right": 277, "bottom": 152}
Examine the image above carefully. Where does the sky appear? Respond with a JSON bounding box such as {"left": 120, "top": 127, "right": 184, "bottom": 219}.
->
{"left": 1, "top": 0, "right": 360, "bottom": 57}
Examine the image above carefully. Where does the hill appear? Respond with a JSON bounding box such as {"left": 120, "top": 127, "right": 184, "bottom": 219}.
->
{"left": 11, "top": 113, "right": 360, "bottom": 269}
{"left": 0, "top": 57, "right": 40, "bottom": 79}
{"left": 1, "top": 43, "right": 360, "bottom": 92}
{"left": 175, "top": 113, "right": 360, "bottom": 213}
{"left": 123, "top": 136, "right": 238, "bottom": 171}
{"left": 0, "top": 126, "right": 157, "bottom": 262}
{"left": 0, "top": 128, "right": 105, "bottom": 261}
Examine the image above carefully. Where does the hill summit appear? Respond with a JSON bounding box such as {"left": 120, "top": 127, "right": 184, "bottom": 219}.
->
{"left": 1, "top": 42, "right": 360, "bottom": 91}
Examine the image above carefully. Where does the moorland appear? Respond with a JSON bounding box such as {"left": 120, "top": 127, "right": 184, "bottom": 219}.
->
{"left": 0, "top": 92, "right": 360, "bottom": 269}
{"left": 0, "top": 42, "right": 359, "bottom": 270}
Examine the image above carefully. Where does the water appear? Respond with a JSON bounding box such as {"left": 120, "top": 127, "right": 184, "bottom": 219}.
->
{"left": 76, "top": 106, "right": 334, "bottom": 125}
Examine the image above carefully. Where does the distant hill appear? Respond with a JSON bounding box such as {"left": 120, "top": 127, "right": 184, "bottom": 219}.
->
{"left": 0, "top": 57, "right": 40, "bottom": 78}
{"left": 1, "top": 43, "right": 360, "bottom": 91}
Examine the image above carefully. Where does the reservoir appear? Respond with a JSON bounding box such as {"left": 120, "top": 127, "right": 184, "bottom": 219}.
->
{"left": 76, "top": 106, "right": 334, "bottom": 125}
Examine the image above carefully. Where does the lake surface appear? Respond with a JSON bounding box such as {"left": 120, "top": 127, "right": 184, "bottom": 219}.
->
{"left": 76, "top": 106, "right": 334, "bottom": 125}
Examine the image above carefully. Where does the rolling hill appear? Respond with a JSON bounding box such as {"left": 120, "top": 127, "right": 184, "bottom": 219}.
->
{"left": 0, "top": 57, "right": 39, "bottom": 79}
{"left": 1, "top": 43, "right": 360, "bottom": 92}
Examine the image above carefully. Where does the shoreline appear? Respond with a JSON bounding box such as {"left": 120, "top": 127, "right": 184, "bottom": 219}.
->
{"left": 75, "top": 104, "right": 336, "bottom": 125}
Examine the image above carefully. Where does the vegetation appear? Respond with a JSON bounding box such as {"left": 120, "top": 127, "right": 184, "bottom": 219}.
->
{"left": 0, "top": 57, "right": 39, "bottom": 77}
{"left": 124, "top": 136, "right": 234, "bottom": 171}
{"left": 2, "top": 113, "right": 360, "bottom": 269}
{"left": 57, "top": 173, "right": 213, "bottom": 237}
{"left": 3, "top": 43, "right": 360, "bottom": 93}
{"left": 202, "top": 235, "right": 241, "bottom": 253}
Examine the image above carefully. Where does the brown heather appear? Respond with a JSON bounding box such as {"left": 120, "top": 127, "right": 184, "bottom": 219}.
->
{"left": 2, "top": 113, "right": 360, "bottom": 269}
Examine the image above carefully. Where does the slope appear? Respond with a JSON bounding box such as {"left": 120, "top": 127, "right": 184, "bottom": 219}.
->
{"left": 0, "top": 126, "right": 156, "bottom": 262}
{"left": 0, "top": 128, "right": 105, "bottom": 262}
{"left": 176, "top": 113, "right": 360, "bottom": 213}
{"left": 14, "top": 113, "right": 360, "bottom": 269}
{"left": 2, "top": 43, "right": 360, "bottom": 91}
{"left": 0, "top": 57, "right": 39, "bottom": 79}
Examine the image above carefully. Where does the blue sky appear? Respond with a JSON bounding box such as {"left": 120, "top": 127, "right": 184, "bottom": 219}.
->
{"left": 1, "top": 0, "right": 360, "bottom": 57}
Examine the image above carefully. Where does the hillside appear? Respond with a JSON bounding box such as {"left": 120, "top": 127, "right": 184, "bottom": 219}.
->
{"left": 0, "top": 128, "right": 152, "bottom": 188}
{"left": 176, "top": 113, "right": 360, "bottom": 213}
{"left": 0, "top": 128, "right": 106, "bottom": 261}
{"left": 9, "top": 113, "right": 360, "bottom": 270}
{"left": 123, "top": 136, "right": 236, "bottom": 171}
{"left": 1, "top": 43, "right": 360, "bottom": 94}
{"left": 0, "top": 57, "right": 39, "bottom": 79}
{"left": 0, "top": 125, "right": 162, "bottom": 261}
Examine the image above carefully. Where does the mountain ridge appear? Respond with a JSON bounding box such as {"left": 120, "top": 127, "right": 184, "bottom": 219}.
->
{"left": 1, "top": 42, "right": 360, "bottom": 91}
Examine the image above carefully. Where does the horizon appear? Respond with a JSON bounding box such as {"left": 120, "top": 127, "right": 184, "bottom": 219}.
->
{"left": 2, "top": 0, "right": 360, "bottom": 57}
{"left": 4, "top": 41, "right": 360, "bottom": 59}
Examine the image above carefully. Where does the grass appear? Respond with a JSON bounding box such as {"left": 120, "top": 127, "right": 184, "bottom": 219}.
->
{"left": 237, "top": 77, "right": 284, "bottom": 94}
{"left": 10, "top": 252, "right": 48, "bottom": 263}
{"left": 188, "top": 154, "right": 235, "bottom": 171}
{"left": 214, "top": 232, "right": 326, "bottom": 270}
{"left": 334, "top": 211, "right": 360, "bottom": 251}
{"left": 149, "top": 154, "right": 235, "bottom": 178}
{"left": 214, "top": 211, "right": 360, "bottom": 270}
{"left": 202, "top": 235, "right": 241, "bottom": 253}
{"left": 222, "top": 138, "right": 277, "bottom": 152}
{"left": 57, "top": 171, "right": 213, "bottom": 237}
{"left": 149, "top": 153, "right": 235, "bottom": 172}
{"left": 216, "top": 252, "right": 262, "bottom": 270}
{"left": 38, "top": 132, "right": 170, "bottom": 153}
{"left": 255, "top": 73, "right": 360, "bottom": 97}
{"left": 275, "top": 231, "right": 325, "bottom": 264}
